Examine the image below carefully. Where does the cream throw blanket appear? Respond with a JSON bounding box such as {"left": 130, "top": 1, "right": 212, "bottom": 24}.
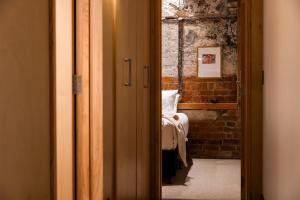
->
{"left": 162, "top": 114, "right": 188, "bottom": 167}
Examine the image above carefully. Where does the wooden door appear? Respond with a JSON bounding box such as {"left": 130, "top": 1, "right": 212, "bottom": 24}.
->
{"left": 74, "top": 0, "right": 151, "bottom": 198}
{"left": 115, "top": 0, "right": 138, "bottom": 198}
{"left": 136, "top": 0, "right": 151, "bottom": 199}
{"left": 115, "top": 0, "right": 151, "bottom": 198}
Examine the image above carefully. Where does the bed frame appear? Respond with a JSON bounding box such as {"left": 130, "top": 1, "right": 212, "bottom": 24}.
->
{"left": 162, "top": 149, "right": 180, "bottom": 183}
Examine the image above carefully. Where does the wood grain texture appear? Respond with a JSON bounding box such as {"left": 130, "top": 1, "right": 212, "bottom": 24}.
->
{"left": 76, "top": 1, "right": 114, "bottom": 199}
{"left": 240, "top": 0, "right": 263, "bottom": 199}
{"left": 238, "top": 0, "right": 246, "bottom": 198}
{"left": 53, "top": 0, "right": 75, "bottom": 199}
{"left": 136, "top": 0, "right": 151, "bottom": 199}
{"left": 77, "top": 0, "right": 115, "bottom": 199}
{"left": 50, "top": 0, "right": 55, "bottom": 199}
{"left": 177, "top": 103, "right": 238, "bottom": 110}
{"left": 90, "top": 0, "right": 105, "bottom": 199}
{"left": 248, "top": 0, "right": 263, "bottom": 198}
{"left": 100, "top": 0, "right": 115, "bottom": 199}
{"left": 115, "top": 0, "right": 138, "bottom": 198}
{"left": 76, "top": 0, "right": 90, "bottom": 199}
{"left": 150, "top": 0, "right": 162, "bottom": 199}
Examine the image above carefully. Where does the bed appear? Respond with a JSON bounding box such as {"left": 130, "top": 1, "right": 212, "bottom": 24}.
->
{"left": 162, "top": 113, "right": 189, "bottom": 151}
{"left": 161, "top": 90, "right": 189, "bottom": 181}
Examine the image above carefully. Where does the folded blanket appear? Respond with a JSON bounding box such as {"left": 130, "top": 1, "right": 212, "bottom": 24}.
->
{"left": 162, "top": 114, "right": 188, "bottom": 167}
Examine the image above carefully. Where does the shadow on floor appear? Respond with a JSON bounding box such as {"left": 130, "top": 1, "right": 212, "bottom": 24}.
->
{"left": 163, "top": 155, "right": 194, "bottom": 186}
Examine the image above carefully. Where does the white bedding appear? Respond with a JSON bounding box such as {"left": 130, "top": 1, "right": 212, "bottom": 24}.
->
{"left": 161, "top": 90, "right": 189, "bottom": 166}
{"left": 161, "top": 113, "right": 189, "bottom": 150}
{"left": 161, "top": 112, "right": 189, "bottom": 166}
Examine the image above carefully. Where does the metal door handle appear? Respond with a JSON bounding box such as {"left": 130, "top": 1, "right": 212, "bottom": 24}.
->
{"left": 123, "top": 58, "right": 132, "bottom": 86}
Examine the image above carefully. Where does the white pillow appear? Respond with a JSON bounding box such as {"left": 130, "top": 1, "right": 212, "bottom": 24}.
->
{"left": 174, "top": 93, "right": 180, "bottom": 111}
{"left": 162, "top": 90, "right": 180, "bottom": 117}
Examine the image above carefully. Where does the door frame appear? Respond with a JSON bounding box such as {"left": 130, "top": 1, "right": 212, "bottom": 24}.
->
{"left": 51, "top": 0, "right": 263, "bottom": 199}
{"left": 51, "top": 0, "right": 106, "bottom": 199}
{"left": 150, "top": 0, "right": 263, "bottom": 199}
{"left": 75, "top": 0, "right": 105, "bottom": 199}
{"left": 50, "top": 0, "right": 75, "bottom": 199}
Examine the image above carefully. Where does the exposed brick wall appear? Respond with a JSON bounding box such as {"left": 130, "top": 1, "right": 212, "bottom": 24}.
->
{"left": 162, "top": 76, "right": 241, "bottom": 158}
{"left": 161, "top": 76, "right": 241, "bottom": 158}
{"left": 183, "top": 109, "right": 241, "bottom": 159}
{"left": 161, "top": 0, "right": 241, "bottom": 159}
{"left": 162, "top": 76, "right": 237, "bottom": 103}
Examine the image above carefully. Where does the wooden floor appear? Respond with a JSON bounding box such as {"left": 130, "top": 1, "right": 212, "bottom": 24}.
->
{"left": 162, "top": 159, "right": 241, "bottom": 200}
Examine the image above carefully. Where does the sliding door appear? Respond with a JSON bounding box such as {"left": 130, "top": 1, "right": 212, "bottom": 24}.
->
{"left": 136, "top": 0, "right": 151, "bottom": 199}
{"left": 115, "top": 0, "right": 138, "bottom": 198}
{"left": 115, "top": 0, "right": 150, "bottom": 198}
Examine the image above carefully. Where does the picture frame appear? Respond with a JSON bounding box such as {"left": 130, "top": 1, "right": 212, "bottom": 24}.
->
{"left": 197, "top": 46, "right": 222, "bottom": 78}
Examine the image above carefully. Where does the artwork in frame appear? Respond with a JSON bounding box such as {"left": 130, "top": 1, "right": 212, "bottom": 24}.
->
{"left": 197, "top": 46, "right": 222, "bottom": 78}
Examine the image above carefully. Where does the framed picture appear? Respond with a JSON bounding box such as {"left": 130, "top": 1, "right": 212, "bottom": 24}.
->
{"left": 197, "top": 46, "right": 222, "bottom": 78}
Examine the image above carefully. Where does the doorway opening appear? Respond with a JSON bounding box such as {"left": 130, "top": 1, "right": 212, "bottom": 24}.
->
{"left": 160, "top": 0, "right": 241, "bottom": 199}
{"left": 70, "top": 0, "right": 263, "bottom": 199}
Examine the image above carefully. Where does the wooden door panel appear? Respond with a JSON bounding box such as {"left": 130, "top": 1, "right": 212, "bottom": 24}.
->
{"left": 115, "top": 0, "right": 138, "bottom": 198}
{"left": 75, "top": 0, "right": 151, "bottom": 199}
{"left": 136, "top": 0, "right": 151, "bottom": 199}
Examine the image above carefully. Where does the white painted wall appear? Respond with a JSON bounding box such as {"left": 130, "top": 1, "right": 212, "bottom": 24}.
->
{"left": 263, "top": 0, "right": 300, "bottom": 199}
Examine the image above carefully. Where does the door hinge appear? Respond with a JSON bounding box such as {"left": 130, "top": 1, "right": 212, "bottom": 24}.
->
{"left": 73, "top": 75, "right": 82, "bottom": 95}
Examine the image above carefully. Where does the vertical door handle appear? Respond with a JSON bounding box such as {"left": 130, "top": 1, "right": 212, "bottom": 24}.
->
{"left": 123, "top": 58, "right": 132, "bottom": 86}
{"left": 143, "top": 65, "right": 150, "bottom": 88}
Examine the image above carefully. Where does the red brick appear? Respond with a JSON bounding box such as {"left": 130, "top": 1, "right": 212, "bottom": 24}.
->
{"left": 220, "top": 145, "right": 236, "bottom": 151}
{"left": 204, "top": 144, "right": 220, "bottom": 151}
{"left": 162, "top": 75, "right": 241, "bottom": 159}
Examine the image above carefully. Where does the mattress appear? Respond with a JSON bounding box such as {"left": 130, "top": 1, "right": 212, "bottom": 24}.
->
{"left": 161, "top": 113, "right": 189, "bottom": 150}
